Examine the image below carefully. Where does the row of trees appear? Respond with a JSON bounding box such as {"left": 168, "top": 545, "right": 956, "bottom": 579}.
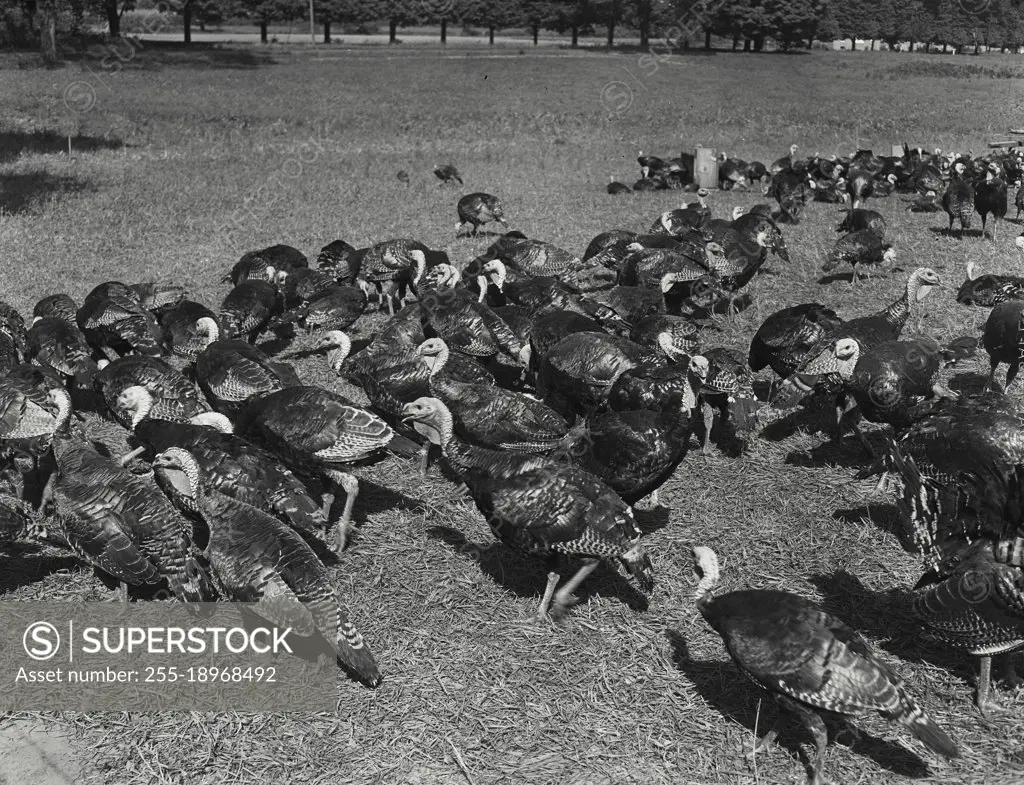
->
{"left": 20, "top": 0, "right": 1024, "bottom": 61}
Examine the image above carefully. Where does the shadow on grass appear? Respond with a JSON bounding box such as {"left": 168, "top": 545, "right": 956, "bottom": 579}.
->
{"left": 425, "top": 523, "right": 649, "bottom": 612}
{"left": 0, "top": 130, "right": 125, "bottom": 162}
{"left": 833, "top": 502, "right": 915, "bottom": 550}
{"left": 784, "top": 429, "right": 884, "bottom": 470}
{"left": 808, "top": 569, "right": 977, "bottom": 688}
{"left": 0, "top": 542, "right": 81, "bottom": 594}
{"left": 62, "top": 40, "right": 280, "bottom": 70}
{"left": 926, "top": 226, "right": 985, "bottom": 239}
{"left": 667, "top": 628, "right": 933, "bottom": 781}
{"left": 0, "top": 171, "right": 95, "bottom": 214}
{"left": 948, "top": 370, "right": 994, "bottom": 396}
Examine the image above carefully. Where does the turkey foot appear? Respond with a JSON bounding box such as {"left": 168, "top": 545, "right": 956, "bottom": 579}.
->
{"left": 534, "top": 571, "right": 560, "bottom": 622}
{"left": 550, "top": 559, "right": 599, "bottom": 620}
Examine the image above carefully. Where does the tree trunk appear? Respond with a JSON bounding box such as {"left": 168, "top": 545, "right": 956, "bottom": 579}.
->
{"left": 753, "top": 35, "right": 764, "bottom": 51}
{"left": 532, "top": 24, "right": 538, "bottom": 45}
{"left": 104, "top": 0, "right": 120, "bottom": 37}
{"left": 607, "top": 19, "right": 614, "bottom": 47}
{"left": 704, "top": 28, "right": 711, "bottom": 49}
{"left": 870, "top": 39, "right": 875, "bottom": 50}
{"left": 909, "top": 40, "right": 914, "bottom": 51}
{"left": 571, "top": 25, "right": 578, "bottom": 47}
{"left": 440, "top": 18, "right": 446, "bottom": 44}
{"left": 488, "top": 26, "right": 494, "bottom": 45}
{"left": 743, "top": 38, "right": 751, "bottom": 51}
{"left": 39, "top": 0, "right": 57, "bottom": 63}
{"left": 389, "top": 17, "right": 398, "bottom": 43}
{"left": 732, "top": 32, "right": 739, "bottom": 50}
{"left": 851, "top": 38, "right": 856, "bottom": 50}
{"left": 639, "top": 23, "right": 648, "bottom": 50}
{"left": 260, "top": 20, "right": 268, "bottom": 43}
{"left": 324, "top": 19, "right": 330, "bottom": 43}
{"left": 183, "top": 0, "right": 192, "bottom": 44}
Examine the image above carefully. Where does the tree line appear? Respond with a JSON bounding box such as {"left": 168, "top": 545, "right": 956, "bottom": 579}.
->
{"left": 13, "top": 0, "right": 1024, "bottom": 62}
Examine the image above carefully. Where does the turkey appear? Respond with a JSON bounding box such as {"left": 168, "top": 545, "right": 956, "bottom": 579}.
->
{"left": 821, "top": 230, "right": 896, "bottom": 284}
{"left": 434, "top": 163, "right": 463, "bottom": 185}
{"left": 224, "top": 245, "right": 308, "bottom": 287}
{"left": 769, "top": 143, "right": 799, "bottom": 175}
{"left": 769, "top": 267, "right": 942, "bottom": 408}
{"left": 235, "top": 385, "right": 418, "bottom": 552}
{"left": 456, "top": 192, "right": 508, "bottom": 236}
{"left": 316, "top": 239, "right": 361, "bottom": 286}
{"left": 474, "top": 236, "right": 615, "bottom": 294}
{"left": 47, "top": 431, "right": 214, "bottom": 603}
{"left": 76, "top": 282, "right": 163, "bottom": 359}
{"left": 280, "top": 267, "right": 339, "bottom": 308}
{"left": 0, "top": 368, "right": 73, "bottom": 472}
{"left": 128, "top": 282, "right": 187, "bottom": 316}
{"left": 628, "top": 315, "right": 699, "bottom": 361}
{"left": 355, "top": 239, "right": 427, "bottom": 316}
{"left": 219, "top": 280, "right": 283, "bottom": 343}
{"left": 845, "top": 167, "right": 875, "bottom": 209}
{"left": 158, "top": 300, "right": 220, "bottom": 359}
{"left": 692, "top": 545, "right": 958, "bottom": 785}
{"left": 912, "top": 537, "right": 1024, "bottom": 713}
{"left": 94, "top": 355, "right": 209, "bottom": 428}
{"left": 606, "top": 176, "right": 632, "bottom": 195}
{"left": 607, "top": 355, "right": 709, "bottom": 418}
{"left": 717, "top": 154, "right": 750, "bottom": 190}
{"left": 805, "top": 336, "right": 956, "bottom": 448}
{"left": 536, "top": 332, "right": 664, "bottom": 421}
{"left": 637, "top": 151, "right": 669, "bottom": 179}
{"left": 649, "top": 189, "right": 711, "bottom": 235}
{"left": 25, "top": 299, "right": 98, "bottom": 387}
{"left": 1015, "top": 181, "right": 1024, "bottom": 220}
{"left": 982, "top": 299, "right": 1024, "bottom": 390}
{"left": 768, "top": 168, "right": 814, "bottom": 224}
{"left": 956, "top": 261, "right": 1024, "bottom": 307}
{"left": 903, "top": 190, "right": 941, "bottom": 212}
{"left": 559, "top": 392, "right": 692, "bottom": 506}
{"left": 419, "top": 337, "right": 567, "bottom": 455}
{"left": 270, "top": 283, "right": 367, "bottom": 335}
{"left": 942, "top": 161, "right": 975, "bottom": 237}
{"left": 732, "top": 210, "right": 790, "bottom": 265}
{"left": 0, "top": 302, "right": 27, "bottom": 373}
{"left": 583, "top": 229, "right": 637, "bottom": 262}
{"left": 748, "top": 304, "right": 844, "bottom": 379}
{"left": 195, "top": 340, "right": 300, "bottom": 416}
{"left": 152, "top": 448, "right": 380, "bottom": 686}
{"left": 128, "top": 416, "right": 326, "bottom": 538}
{"left": 866, "top": 392, "right": 1024, "bottom": 565}
{"left": 836, "top": 209, "right": 886, "bottom": 239}
{"left": 401, "top": 397, "right": 654, "bottom": 620}
{"left": 975, "top": 161, "right": 1008, "bottom": 240}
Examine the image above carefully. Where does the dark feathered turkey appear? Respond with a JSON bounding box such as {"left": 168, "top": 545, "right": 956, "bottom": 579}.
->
{"left": 402, "top": 397, "right": 653, "bottom": 620}
{"left": 983, "top": 299, "right": 1024, "bottom": 390}
{"left": 49, "top": 433, "right": 214, "bottom": 602}
{"left": 225, "top": 245, "right": 308, "bottom": 286}
{"left": 26, "top": 308, "right": 98, "bottom": 387}
{"left": 152, "top": 447, "right": 379, "bottom": 685}
{"left": 956, "top": 262, "right": 1024, "bottom": 307}
{"left": 692, "top": 546, "right": 958, "bottom": 785}
{"left": 822, "top": 230, "right": 896, "bottom": 284}
{"left": 94, "top": 355, "right": 209, "bottom": 428}
{"left": 271, "top": 284, "right": 367, "bottom": 334}
{"left": 913, "top": 537, "right": 1024, "bottom": 713}
{"left": 749, "top": 303, "right": 844, "bottom": 379}
{"left": 837, "top": 209, "right": 886, "bottom": 238}
{"left": 132, "top": 417, "right": 325, "bottom": 538}
{"left": 356, "top": 239, "right": 428, "bottom": 316}
{"left": 456, "top": 192, "right": 508, "bottom": 236}
{"left": 195, "top": 339, "right": 300, "bottom": 416}
{"left": 236, "top": 385, "right": 418, "bottom": 552}
{"left": 316, "top": 239, "right": 361, "bottom": 285}
{"left": 434, "top": 163, "right": 463, "bottom": 185}
{"left": 128, "top": 282, "right": 186, "bottom": 316}
{"left": 158, "top": 300, "right": 220, "bottom": 359}
{"left": 76, "top": 282, "right": 163, "bottom": 359}
{"left": 0, "top": 302, "right": 27, "bottom": 373}
{"left": 975, "top": 162, "right": 1008, "bottom": 240}
{"left": 219, "top": 280, "right": 283, "bottom": 343}
{"left": 942, "top": 162, "right": 975, "bottom": 237}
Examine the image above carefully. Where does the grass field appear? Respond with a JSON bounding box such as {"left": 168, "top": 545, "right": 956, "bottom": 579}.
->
{"left": 2, "top": 44, "right": 1024, "bottom": 784}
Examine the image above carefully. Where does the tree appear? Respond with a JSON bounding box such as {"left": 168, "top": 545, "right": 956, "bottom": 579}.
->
{"left": 39, "top": 0, "right": 58, "bottom": 62}
{"left": 86, "top": 0, "right": 134, "bottom": 37}
{"left": 243, "top": 0, "right": 305, "bottom": 42}
{"left": 459, "top": 0, "right": 525, "bottom": 44}
{"left": 546, "top": 0, "right": 595, "bottom": 47}
{"left": 761, "top": 0, "right": 829, "bottom": 50}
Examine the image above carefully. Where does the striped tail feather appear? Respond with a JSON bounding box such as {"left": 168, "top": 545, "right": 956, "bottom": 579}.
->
{"left": 336, "top": 619, "right": 381, "bottom": 687}
{"left": 890, "top": 694, "right": 959, "bottom": 759}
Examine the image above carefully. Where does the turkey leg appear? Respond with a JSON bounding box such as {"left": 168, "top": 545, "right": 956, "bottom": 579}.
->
{"left": 325, "top": 469, "right": 360, "bottom": 553}
{"left": 550, "top": 558, "right": 599, "bottom": 619}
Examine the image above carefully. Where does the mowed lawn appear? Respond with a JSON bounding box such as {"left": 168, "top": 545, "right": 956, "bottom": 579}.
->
{"left": 2, "top": 43, "right": 1024, "bottom": 784}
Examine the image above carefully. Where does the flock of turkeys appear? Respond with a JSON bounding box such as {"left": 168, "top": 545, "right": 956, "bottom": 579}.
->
{"left": 3, "top": 145, "right": 1024, "bottom": 784}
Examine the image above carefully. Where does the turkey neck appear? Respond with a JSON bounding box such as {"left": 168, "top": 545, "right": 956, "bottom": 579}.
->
{"left": 881, "top": 271, "right": 922, "bottom": 332}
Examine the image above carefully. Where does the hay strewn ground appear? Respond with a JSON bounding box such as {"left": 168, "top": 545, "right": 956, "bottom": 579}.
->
{"left": 2, "top": 44, "right": 1023, "bottom": 784}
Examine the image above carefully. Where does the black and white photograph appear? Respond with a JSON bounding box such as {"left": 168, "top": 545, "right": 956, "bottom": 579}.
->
{"left": 1, "top": 0, "right": 1023, "bottom": 782}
